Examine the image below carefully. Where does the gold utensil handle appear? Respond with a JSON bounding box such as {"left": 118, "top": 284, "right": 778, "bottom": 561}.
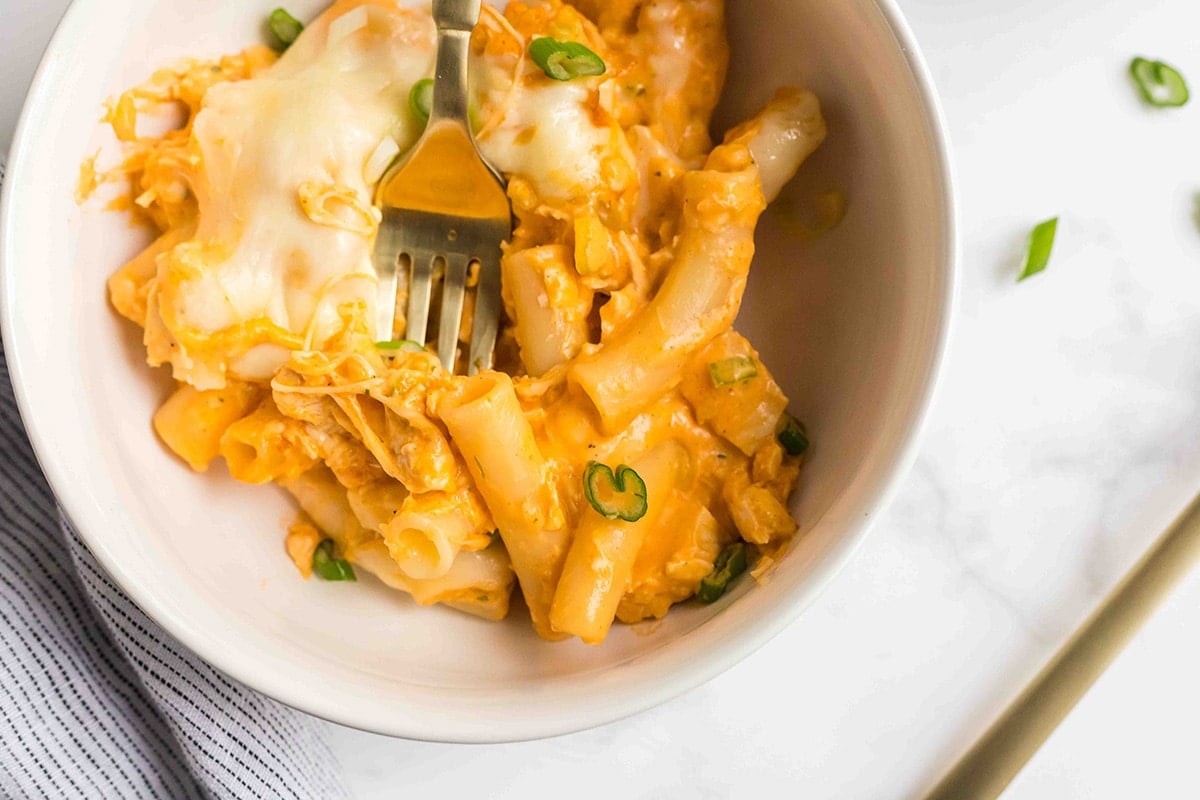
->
{"left": 925, "top": 491, "right": 1200, "bottom": 799}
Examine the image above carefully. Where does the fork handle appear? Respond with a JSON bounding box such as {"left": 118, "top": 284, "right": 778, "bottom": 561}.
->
{"left": 429, "top": 0, "right": 481, "bottom": 126}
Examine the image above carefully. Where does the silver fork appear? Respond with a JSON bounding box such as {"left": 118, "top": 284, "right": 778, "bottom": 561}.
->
{"left": 372, "top": 0, "right": 510, "bottom": 374}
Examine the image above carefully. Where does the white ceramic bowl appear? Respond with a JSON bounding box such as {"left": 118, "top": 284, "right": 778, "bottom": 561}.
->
{"left": 0, "top": 0, "right": 955, "bottom": 741}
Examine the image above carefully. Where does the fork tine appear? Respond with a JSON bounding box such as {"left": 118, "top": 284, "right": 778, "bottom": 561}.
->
{"left": 467, "top": 255, "right": 501, "bottom": 375}
{"left": 437, "top": 253, "right": 470, "bottom": 370}
{"left": 405, "top": 249, "right": 436, "bottom": 346}
{"left": 372, "top": 224, "right": 401, "bottom": 342}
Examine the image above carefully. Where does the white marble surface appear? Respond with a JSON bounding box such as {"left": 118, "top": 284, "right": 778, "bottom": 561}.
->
{"left": 5, "top": 0, "right": 1200, "bottom": 797}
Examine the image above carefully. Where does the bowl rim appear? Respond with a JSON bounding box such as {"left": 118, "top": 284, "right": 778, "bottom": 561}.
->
{"left": 0, "top": 0, "right": 958, "bottom": 742}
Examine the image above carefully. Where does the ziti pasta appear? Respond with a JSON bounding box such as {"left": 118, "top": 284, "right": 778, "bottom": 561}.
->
{"left": 88, "top": 0, "right": 827, "bottom": 644}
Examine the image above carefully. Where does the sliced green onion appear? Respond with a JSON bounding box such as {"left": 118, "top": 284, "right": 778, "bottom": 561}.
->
{"left": 407, "top": 79, "right": 485, "bottom": 131}
{"left": 583, "top": 461, "right": 648, "bottom": 522}
{"left": 1129, "top": 57, "right": 1189, "bottom": 108}
{"left": 777, "top": 414, "right": 809, "bottom": 456}
{"left": 268, "top": 8, "right": 304, "bottom": 51}
{"left": 529, "top": 38, "right": 606, "bottom": 81}
{"left": 375, "top": 339, "right": 424, "bottom": 352}
{"left": 312, "top": 539, "right": 356, "bottom": 581}
{"left": 408, "top": 78, "right": 434, "bottom": 123}
{"left": 708, "top": 356, "right": 758, "bottom": 387}
{"left": 697, "top": 542, "right": 749, "bottom": 604}
{"left": 1017, "top": 217, "right": 1059, "bottom": 282}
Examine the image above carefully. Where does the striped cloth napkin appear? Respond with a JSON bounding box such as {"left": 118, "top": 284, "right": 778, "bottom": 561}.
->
{"left": 0, "top": 161, "right": 349, "bottom": 799}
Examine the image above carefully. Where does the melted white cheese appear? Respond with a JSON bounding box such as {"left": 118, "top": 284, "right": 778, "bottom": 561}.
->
{"left": 180, "top": 6, "right": 433, "bottom": 364}
{"left": 642, "top": 1, "right": 691, "bottom": 97}
{"left": 168, "top": 2, "right": 621, "bottom": 385}
{"left": 478, "top": 77, "right": 613, "bottom": 205}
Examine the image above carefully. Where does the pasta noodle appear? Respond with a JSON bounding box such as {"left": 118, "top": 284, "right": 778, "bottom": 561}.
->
{"left": 438, "top": 370, "right": 568, "bottom": 639}
{"left": 569, "top": 141, "right": 766, "bottom": 431}
{"left": 381, "top": 484, "right": 493, "bottom": 580}
{"left": 96, "top": 0, "right": 827, "bottom": 643}
{"left": 501, "top": 245, "right": 593, "bottom": 376}
{"left": 153, "top": 381, "right": 262, "bottom": 472}
{"left": 219, "top": 395, "right": 321, "bottom": 483}
{"left": 283, "top": 467, "right": 514, "bottom": 619}
{"left": 550, "top": 442, "right": 685, "bottom": 644}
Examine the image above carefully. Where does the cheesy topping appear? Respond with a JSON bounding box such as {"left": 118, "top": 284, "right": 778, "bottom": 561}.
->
{"left": 115, "top": 1, "right": 634, "bottom": 387}
{"left": 97, "top": 0, "right": 826, "bottom": 644}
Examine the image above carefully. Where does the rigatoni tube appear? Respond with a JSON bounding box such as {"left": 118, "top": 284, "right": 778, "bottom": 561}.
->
{"left": 569, "top": 155, "right": 764, "bottom": 431}
{"left": 550, "top": 443, "right": 685, "bottom": 644}
{"left": 502, "top": 245, "right": 593, "bottom": 377}
{"left": 437, "top": 371, "right": 569, "bottom": 639}
{"left": 569, "top": 90, "right": 825, "bottom": 431}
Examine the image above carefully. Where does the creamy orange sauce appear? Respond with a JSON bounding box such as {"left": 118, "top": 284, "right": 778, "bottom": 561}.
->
{"left": 95, "top": 0, "right": 819, "bottom": 643}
